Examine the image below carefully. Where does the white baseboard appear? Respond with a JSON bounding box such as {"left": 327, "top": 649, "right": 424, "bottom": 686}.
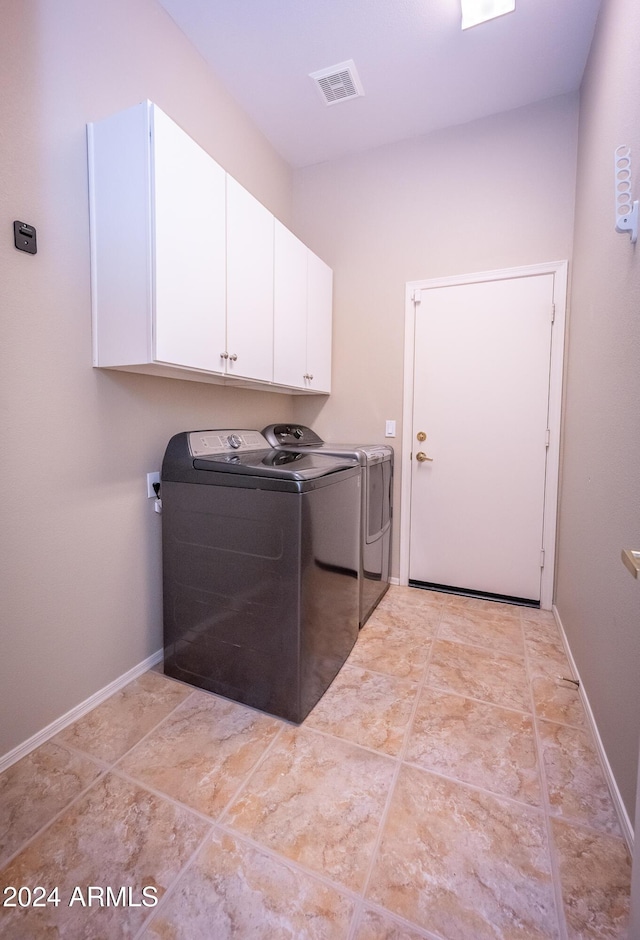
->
{"left": 0, "top": 648, "right": 164, "bottom": 775}
{"left": 552, "top": 605, "right": 634, "bottom": 852}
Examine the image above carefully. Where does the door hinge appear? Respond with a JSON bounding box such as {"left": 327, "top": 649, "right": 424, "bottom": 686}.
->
{"left": 413, "top": 289, "right": 422, "bottom": 304}
{"left": 545, "top": 428, "right": 551, "bottom": 447}
{"left": 551, "top": 303, "right": 556, "bottom": 323}
{"left": 540, "top": 549, "right": 545, "bottom": 568}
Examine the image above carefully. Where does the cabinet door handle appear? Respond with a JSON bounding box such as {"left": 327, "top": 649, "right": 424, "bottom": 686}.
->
{"left": 220, "top": 352, "right": 228, "bottom": 359}
{"left": 229, "top": 353, "right": 238, "bottom": 362}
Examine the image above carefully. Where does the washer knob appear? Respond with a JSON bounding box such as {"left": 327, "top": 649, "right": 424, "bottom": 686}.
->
{"left": 227, "top": 434, "right": 242, "bottom": 449}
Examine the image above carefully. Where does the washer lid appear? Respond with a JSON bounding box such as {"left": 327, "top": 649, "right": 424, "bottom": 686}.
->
{"left": 193, "top": 449, "right": 359, "bottom": 481}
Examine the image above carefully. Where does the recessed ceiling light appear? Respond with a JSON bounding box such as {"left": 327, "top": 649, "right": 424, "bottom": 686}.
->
{"left": 461, "top": 0, "right": 515, "bottom": 30}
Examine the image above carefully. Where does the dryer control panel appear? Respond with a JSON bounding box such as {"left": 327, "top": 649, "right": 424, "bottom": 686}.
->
{"left": 263, "top": 424, "right": 324, "bottom": 447}
{"left": 188, "top": 429, "right": 267, "bottom": 457}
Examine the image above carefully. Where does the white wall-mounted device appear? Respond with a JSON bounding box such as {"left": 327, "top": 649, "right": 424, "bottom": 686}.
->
{"left": 614, "top": 145, "right": 638, "bottom": 244}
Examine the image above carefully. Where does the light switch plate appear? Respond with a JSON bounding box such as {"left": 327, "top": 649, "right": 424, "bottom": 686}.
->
{"left": 385, "top": 420, "right": 396, "bottom": 437}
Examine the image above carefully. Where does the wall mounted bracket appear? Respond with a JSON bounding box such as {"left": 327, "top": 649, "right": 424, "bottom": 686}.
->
{"left": 622, "top": 549, "right": 640, "bottom": 579}
{"left": 614, "top": 146, "right": 638, "bottom": 243}
{"left": 13, "top": 220, "right": 37, "bottom": 254}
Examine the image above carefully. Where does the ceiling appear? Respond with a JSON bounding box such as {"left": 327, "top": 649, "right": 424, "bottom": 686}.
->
{"left": 157, "top": 0, "right": 601, "bottom": 169}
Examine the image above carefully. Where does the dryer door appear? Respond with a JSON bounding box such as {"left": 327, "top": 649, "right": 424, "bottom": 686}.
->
{"left": 366, "top": 459, "right": 392, "bottom": 545}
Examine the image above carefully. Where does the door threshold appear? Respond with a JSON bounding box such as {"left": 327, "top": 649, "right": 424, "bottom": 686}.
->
{"left": 408, "top": 580, "right": 540, "bottom": 609}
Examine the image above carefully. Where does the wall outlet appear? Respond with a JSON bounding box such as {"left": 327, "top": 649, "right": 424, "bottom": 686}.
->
{"left": 146, "top": 471, "right": 160, "bottom": 498}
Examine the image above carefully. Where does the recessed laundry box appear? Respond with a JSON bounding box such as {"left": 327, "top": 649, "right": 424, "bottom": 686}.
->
{"left": 161, "top": 429, "right": 361, "bottom": 723}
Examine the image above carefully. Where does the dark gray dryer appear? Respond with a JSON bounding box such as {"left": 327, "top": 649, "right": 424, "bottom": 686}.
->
{"left": 262, "top": 424, "right": 393, "bottom": 626}
{"left": 161, "top": 429, "right": 361, "bottom": 723}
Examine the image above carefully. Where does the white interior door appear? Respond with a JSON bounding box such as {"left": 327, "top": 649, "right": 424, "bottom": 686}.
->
{"left": 408, "top": 273, "right": 555, "bottom": 601}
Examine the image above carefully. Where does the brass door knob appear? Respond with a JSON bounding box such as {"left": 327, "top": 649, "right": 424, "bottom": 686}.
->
{"left": 416, "top": 451, "right": 433, "bottom": 462}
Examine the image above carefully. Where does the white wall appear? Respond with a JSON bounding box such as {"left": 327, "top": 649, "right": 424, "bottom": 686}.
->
{"left": 0, "top": 0, "right": 297, "bottom": 760}
{"left": 555, "top": 0, "right": 640, "bottom": 821}
{"left": 292, "top": 93, "right": 579, "bottom": 579}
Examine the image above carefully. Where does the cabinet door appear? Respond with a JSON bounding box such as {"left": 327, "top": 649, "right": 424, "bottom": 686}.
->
{"left": 273, "top": 221, "right": 308, "bottom": 389}
{"left": 226, "top": 176, "right": 274, "bottom": 381}
{"left": 306, "top": 250, "right": 332, "bottom": 393}
{"left": 89, "top": 101, "right": 154, "bottom": 367}
{"left": 152, "top": 106, "right": 226, "bottom": 372}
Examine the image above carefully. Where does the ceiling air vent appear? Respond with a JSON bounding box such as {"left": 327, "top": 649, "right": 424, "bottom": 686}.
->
{"left": 309, "top": 60, "right": 364, "bottom": 107}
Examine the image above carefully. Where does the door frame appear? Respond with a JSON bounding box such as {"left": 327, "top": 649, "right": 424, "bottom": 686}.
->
{"left": 399, "top": 261, "right": 568, "bottom": 610}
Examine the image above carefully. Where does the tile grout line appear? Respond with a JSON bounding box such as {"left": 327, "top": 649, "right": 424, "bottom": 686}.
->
{"left": 0, "top": 764, "right": 111, "bottom": 875}
{"left": 432, "top": 631, "right": 528, "bottom": 663}
{"left": 118, "top": 742, "right": 443, "bottom": 939}
{"left": 346, "top": 758, "right": 403, "bottom": 940}
{"left": 296, "top": 717, "right": 411, "bottom": 764}
{"left": 520, "top": 609, "right": 570, "bottom": 940}
{"left": 533, "top": 714, "right": 627, "bottom": 839}
{"left": 398, "top": 756, "right": 549, "bottom": 815}
{"left": 358, "top": 901, "right": 445, "bottom": 940}
{"left": 0, "top": 683, "right": 277, "bottom": 879}
{"left": 104, "top": 720, "right": 291, "bottom": 938}
{"left": 0, "top": 680, "right": 199, "bottom": 872}
{"left": 208, "top": 821, "right": 441, "bottom": 939}
{"left": 346, "top": 604, "right": 444, "bottom": 940}
{"left": 110, "top": 765, "right": 221, "bottom": 828}
{"left": 131, "top": 821, "right": 214, "bottom": 940}
{"left": 421, "top": 678, "right": 534, "bottom": 717}
{"left": 397, "top": 604, "right": 444, "bottom": 764}
{"left": 386, "top": 597, "right": 569, "bottom": 939}
{"left": 61, "top": 684, "right": 202, "bottom": 775}
{"left": 214, "top": 721, "right": 288, "bottom": 818}
{"left": 111, "top": 720, "right": 288, "bottom": 831}
{"left": 214, "top": 820, "right": 364, "bottom": 904}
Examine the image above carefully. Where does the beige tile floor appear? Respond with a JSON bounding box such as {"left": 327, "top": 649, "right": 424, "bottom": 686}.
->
{"left": 0, "top": 586, "right": 632, "bottom": 939}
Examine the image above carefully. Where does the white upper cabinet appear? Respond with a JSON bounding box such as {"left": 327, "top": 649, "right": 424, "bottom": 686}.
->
{"left": 306, "top": 249, "right": 333, "bottom": 394}
{"left": 274, "top": 222, "right": 332, "bottom": 393}
{"left": 226, "top": 175, "right": 274, "bottom": 382}
{"left": 89, "top": 101, "right": 226, "bottom": 375}
{"left": 152, "top": 107, "right": 226, "bottom": 372}
{"left": 88, "top": 100, "right": 331, "bottom": 393}
{"left": 274, "top": 221, "right": 308, "bottom": 389}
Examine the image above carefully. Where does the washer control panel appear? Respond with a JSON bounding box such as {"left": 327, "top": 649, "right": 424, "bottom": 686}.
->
{"left": 188, "top": 430, "right": 268, "bottom": 457}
